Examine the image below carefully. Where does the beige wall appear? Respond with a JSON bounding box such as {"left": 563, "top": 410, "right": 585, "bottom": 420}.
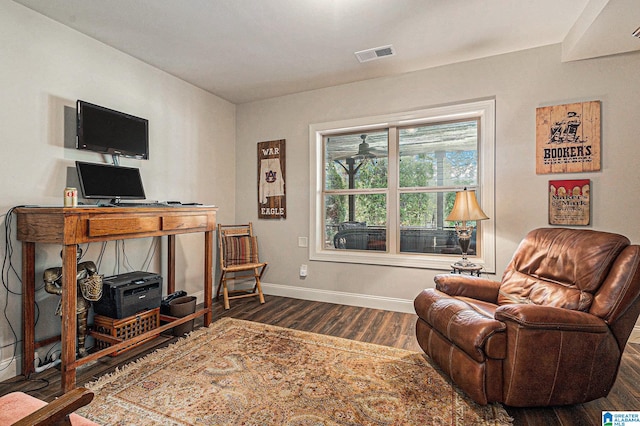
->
{"left": 0, "top": 1, "right": 236, "bottom": 379}
{"left": 236, "top": 43, "right": 640, "bottom": 311}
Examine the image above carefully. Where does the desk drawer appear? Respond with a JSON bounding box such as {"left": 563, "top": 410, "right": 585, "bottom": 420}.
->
{"left": 88, "top": 216, "right": 161, "bottom": 237}
{"left": 162, "top": 215, "right": 209, "bottom": 231}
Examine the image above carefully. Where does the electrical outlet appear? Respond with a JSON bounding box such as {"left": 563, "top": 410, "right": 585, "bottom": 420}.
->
{"left": 299, "top": 264, "right": 308, "bottom": 277}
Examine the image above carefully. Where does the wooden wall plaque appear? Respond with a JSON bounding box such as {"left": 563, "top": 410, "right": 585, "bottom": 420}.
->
{"left": 536, "top": 101, "right": 601, "bottom": 174}
{"left": 257, "top": 139, "right": 286, "bottom": 219}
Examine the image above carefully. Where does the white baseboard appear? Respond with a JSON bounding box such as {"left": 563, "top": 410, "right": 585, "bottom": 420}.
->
{"left": 0, "top": 353, "right": 20, "bottom": 383}
{"left": 189, "top": 285, "right": 414, "bottom": 313}
{"left": 261, "top": 282, "right": 415, "bottom": 314}
{"left": 191, "top": 290, "right": 204, "bottom": 305}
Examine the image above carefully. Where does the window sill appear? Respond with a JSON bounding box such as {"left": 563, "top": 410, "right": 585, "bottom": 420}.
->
{"left": 310, "top": 249, "right": 494, "bottom": 273}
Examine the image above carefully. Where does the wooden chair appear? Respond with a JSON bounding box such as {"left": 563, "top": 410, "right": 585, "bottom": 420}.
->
{"left": 0, "top": 387, "right": 97, "bottom": 425}
{"left": 217, "top": 223, "right": 267, "bottom": 310}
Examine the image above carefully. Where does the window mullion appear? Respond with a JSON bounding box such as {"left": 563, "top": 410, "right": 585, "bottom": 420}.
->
{"left": 387, "top": 127, "right": 398, "bottom": 253}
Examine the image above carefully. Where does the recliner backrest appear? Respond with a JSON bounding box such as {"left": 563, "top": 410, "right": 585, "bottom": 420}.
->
{"left": 590, "top": 244, "right": 640, "bottom": 349}
{"left": 498, "top": 228, "right": 630, "bottom": 311}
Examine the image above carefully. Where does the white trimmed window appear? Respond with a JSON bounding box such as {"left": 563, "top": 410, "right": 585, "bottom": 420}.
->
{"left": 309, "top": 99, "right": 495, "bottom": 272}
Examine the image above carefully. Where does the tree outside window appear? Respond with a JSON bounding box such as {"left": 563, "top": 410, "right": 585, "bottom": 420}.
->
{"left": 323, "top": 120, "right": 480, "bottom": 255}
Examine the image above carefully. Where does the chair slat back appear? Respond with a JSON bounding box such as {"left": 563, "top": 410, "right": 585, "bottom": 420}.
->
{"left": 218, "top": 223, "right": 259, "bottom": 268}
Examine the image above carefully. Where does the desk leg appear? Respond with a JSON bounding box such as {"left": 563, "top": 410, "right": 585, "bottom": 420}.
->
{"left": 21, "top": 242, "right": 35, "bottom": 377}
{"left": 60, "top": 244, "right": 78, "bottom": 393}
{"left": 204, "top": 230, "right": 213, "bottom": 326}
{"left": 167, "top": 235, "right": 176, "bottom": 295}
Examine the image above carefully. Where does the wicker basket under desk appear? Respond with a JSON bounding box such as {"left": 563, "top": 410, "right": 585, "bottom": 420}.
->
{"left": 92, "top": 308, "right": 160, "bottom": 356}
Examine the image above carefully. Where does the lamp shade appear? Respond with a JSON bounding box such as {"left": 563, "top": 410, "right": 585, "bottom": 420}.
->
{"left": 446, "top": 190, "right": 489, "bottom": 222}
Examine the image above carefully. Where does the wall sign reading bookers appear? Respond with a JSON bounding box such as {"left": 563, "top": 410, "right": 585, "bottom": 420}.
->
{"left": 257, "top": 139, "right": 286, "bottom": 219}
{"left": 536, "top": 100, "right": 601, "bottom": 174}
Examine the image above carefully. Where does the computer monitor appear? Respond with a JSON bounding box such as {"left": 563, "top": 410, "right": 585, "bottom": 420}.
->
{"left": 76, "top": 161, "right": 146, "bottom": 203}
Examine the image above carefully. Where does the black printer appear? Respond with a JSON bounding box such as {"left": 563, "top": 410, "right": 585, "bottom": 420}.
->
{"left": 93, "top": 271, "right": 162, "bottom": 319}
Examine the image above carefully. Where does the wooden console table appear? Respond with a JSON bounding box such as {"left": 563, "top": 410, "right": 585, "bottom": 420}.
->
{"left": 14, "top": 205, "right": 217, "bottom": 392}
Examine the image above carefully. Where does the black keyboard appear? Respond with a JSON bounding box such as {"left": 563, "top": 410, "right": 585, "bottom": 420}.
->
{"left": 113, "top": 202, "right": 169, "bottom": 207}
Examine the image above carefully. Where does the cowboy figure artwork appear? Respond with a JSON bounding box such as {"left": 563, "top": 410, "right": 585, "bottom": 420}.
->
{"left": 43, "top": 251, "right": 103, "bottom": 358}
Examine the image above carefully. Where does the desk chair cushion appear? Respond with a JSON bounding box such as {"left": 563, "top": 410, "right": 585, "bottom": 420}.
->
{"left": 0, "top": 391, "right": 98, "bottom": 426}
{"left": 223, "top": 235, "right": 259, "bottom": 266}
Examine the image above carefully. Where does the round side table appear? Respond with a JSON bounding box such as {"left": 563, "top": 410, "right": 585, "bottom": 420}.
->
{"left": 450, "top": 264, "right": 483, "bottom": 276}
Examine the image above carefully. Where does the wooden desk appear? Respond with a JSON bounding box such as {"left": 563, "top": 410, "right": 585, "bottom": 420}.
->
{"left": 14, "top": 206, "right": 217, "bottom": 392}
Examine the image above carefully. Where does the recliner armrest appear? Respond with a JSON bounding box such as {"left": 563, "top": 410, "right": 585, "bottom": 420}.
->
{"left": 495, "top": 304, "right": 609, "bottom": 333}
{"left": 496, "top": 303, "right": 619, "bottom": 407}
{"left": 434, "top": 274, "right": 501, "bottom": 303}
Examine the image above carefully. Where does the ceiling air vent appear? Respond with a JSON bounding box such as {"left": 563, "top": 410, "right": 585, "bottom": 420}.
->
{"left": 355, "top": 45, "right": 396, "bottom": 63}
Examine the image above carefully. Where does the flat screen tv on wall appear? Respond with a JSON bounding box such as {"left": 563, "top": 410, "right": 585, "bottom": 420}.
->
{"left": 76, "top": 100, "right": 149, "bottom": 160}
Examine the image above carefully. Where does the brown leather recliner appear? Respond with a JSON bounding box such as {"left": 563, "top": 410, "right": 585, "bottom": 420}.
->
{"left": 414, "top": 228, "right": 640, "bottom": 407}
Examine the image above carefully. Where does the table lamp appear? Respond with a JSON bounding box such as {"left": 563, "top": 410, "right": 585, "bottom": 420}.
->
{"left": 446, "top": 188, "right": 489, "bottom": 267}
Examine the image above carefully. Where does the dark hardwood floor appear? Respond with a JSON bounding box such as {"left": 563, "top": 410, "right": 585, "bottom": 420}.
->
{"left": 2, "top": 295, "right": 639, "bottom": 425}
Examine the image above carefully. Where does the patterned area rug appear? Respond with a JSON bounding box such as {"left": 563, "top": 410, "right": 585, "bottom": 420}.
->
{"left": 78, "top": 318, "right": 512, "bottom": 425}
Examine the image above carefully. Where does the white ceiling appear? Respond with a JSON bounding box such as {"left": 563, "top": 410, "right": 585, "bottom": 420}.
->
{"left": 13, "top": 0, "right": 640, "bottom": 104}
